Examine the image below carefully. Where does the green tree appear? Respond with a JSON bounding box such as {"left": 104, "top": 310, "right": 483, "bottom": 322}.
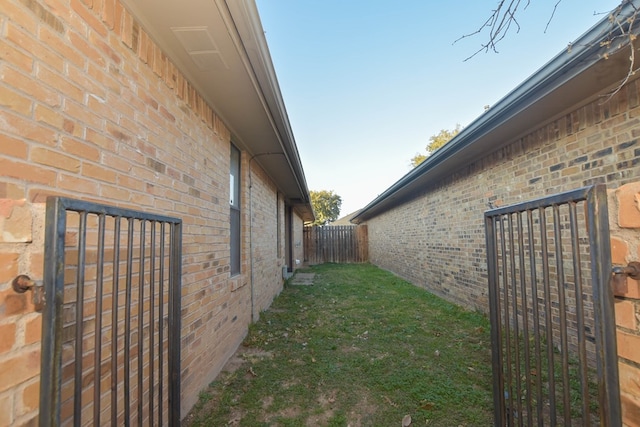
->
{"left": 310, "top": 190, "right": 342, "bottom": 226}
{"left": 410, "top": 124, "right": 462, "bottom": 168}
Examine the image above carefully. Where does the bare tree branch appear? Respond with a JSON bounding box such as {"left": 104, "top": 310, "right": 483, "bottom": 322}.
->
{"left": 544, "top": 0, "right": 563, "bottom": 33}
{"left": 454, "top": 0, "right": 531, "bottom": 61}
{"left": 457, "top": 1, "right": 640, "bottom": 102}
{"left": 599, "top": 1, "right": 640, "bottom": 101}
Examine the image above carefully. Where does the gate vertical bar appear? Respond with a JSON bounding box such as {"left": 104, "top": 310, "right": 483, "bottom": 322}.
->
{"left": 40, "top": 197, "right": 67, "bottom": 427}
{"left": 111, "top": 216, "right": 121, "bottom": 427}
{"left": 94, "top": 214, "right": 106, "bottom": 425}
{"left": 526, "top": 209, "right": 544, "bottom": 426}
{"left": 538, "top": 206, "right": 557, "bottom": 425}
{"left": 506, "top": 214, "right": 523, "bottom": 424}
{"left": 74, "top": 211, "right": 88, "bottom": 425}
{"left": 588, "top": 185, "right": 622, "bottom": 423}
{"left": 499, "top": 216, "right": 514, "bottom": 419}
{"left": 149, "top": 221, "right": 156, "bottom": 427}
{"left": 169, "top": 221, "right": 182, "bottom": 426}
{"left": 552, "top": 205, "right": 571, "bottom": 424}
{"left": 485, "top": 214, "right": 506, "bottom": 426}
{"left": 159, "top": 223, "right": 165, "bottom": 425}
{"left": 569, "top": 202, "right": 591, "bottom": 424}
{"left": 516, "top": 213, "right": 533, "bottom": 427}
{"left": 138, "top": 220, "right": 146, "bottom": 426}
{"left": 124, "top": 218, "right": 134, "bottom": 426}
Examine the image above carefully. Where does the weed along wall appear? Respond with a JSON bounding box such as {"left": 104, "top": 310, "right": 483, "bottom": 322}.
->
{"left": 360, "top": 78, "right": 640, "bottom": 423}
{"left": 0, "top": 0, "right": 310, "bottom": 424}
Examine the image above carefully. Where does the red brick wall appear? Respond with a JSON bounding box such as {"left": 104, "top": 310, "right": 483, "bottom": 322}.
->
{"left": 0, "top": 200, "right": 44, "bottom": 427}
{"left": 364, "top": 78, "right": 640, "bottom": 423}
{"left": 0, "top": 0, "right": 291, "bottom": 423}
{"left": 611, "top": 183, "right": 640, "bottom": 426}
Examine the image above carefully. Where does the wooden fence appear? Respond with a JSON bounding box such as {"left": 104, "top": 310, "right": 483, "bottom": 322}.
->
{"left": 303, "top": 225, "right": 368, "bottom": 264}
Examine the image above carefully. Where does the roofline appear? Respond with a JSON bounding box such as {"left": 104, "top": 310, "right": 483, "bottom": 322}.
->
{"left": 352, "top": 1, "right": 639, "bottom": 224}
{"left": 120, "top": 0, "right": 314, "bottom": 222}
{"left": 225, "top": 1, "right": 314, "bottom": 213}
{"left": 235, "top": 2, "right": 310, "bottom": 198}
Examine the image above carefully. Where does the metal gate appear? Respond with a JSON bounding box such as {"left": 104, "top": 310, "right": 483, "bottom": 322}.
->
{"left": 40, "top": 197, "right": 182, "bottom": 426}
{"left": 484, "top": 185, "right": 621, "bottom": 426}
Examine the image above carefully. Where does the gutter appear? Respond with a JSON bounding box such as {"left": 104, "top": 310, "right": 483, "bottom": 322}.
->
{"left": 223, "top": 0, "right": 313, "bottom": 209}
{"left": 352, "top": 1, "right": 639, "bottom": 223}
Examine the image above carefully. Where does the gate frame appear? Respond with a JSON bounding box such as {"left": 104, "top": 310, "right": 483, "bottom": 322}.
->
{"left": 484, "top": 184, "right": 621, "bottom": 425}
{"left": 39, "top": 196, "right": 182, "bottom": 426}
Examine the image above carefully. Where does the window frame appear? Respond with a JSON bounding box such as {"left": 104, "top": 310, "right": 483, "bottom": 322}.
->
{"left": 229, "top": 143, "right": 241, "bottom": 276}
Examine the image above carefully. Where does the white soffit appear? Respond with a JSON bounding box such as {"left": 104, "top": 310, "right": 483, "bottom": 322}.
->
{"left": 171, "top": 26, "right": 228, "bottom": 70}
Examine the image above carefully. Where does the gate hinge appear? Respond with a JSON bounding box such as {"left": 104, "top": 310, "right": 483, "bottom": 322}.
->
{"left": 612, "top": 262, "right": 640, "bottom": 280}
{"left": 11, "top": 275, "right": 45, "bottom": 312}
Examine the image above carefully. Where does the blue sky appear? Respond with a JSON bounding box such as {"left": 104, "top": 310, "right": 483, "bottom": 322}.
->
{"left": 256, "top": 1, "right": 621, "bottom": 216}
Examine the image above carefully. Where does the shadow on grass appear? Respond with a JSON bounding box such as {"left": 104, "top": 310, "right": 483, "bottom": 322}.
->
{"left": 182, "top": 263, "right": 493, "bottom": 426}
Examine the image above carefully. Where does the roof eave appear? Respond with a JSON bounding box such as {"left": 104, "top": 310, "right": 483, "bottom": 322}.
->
{"left": 119, "top": 0, "right": 314, "bottom": 221}
{"left": 226, "top": 1, "right": 314, "bottom": 210}
{"left": 352, "top": 2, "right": 639, "bottom": 223}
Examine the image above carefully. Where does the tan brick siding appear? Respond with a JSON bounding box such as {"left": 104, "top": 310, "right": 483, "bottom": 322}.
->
{"left": 367, "top": 78, "right": 640, "bottom": 307}
{"left": 0, "top": 0, "right": 294, "bottom": 423}
{"left": 364, "top": 78, "right": 640, "bottom": 424}
{"left": 247, "top": 160, "right": 285, "bottom": 320}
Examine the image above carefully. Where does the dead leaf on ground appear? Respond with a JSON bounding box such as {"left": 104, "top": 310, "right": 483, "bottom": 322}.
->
{"left": 402, "top": 414, "right": 412, "bottom": 426}
{"left": 383, "top": 395, "right": 398, "bottom": 407}
{"left": 420, "top": 401, "right": 435, "bottom": 410}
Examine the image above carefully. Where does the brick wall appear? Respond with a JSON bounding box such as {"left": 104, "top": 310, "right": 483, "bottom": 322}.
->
{"left": 364, "top": 77, "right": 640, "bottom": 423}
{"left": 611, "top": 183, "right": 640, "bottom": 426}
{"left": 0, "top": 0, "right": 291, "bottom": 423}
{"left": 248, "top": 160, "right": 285, "bottom": 320}
{"left": 0, "top": 200, "right": 44, "bottom": 427}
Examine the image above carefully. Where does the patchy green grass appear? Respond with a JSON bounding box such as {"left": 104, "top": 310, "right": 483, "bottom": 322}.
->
{"left": 182, "top": 263, "right": 494, "bottom": 426}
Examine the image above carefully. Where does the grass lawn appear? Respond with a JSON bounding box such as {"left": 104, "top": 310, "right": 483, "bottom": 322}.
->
{"left": 183, "top": 263, "right": 494, "bottom": 426}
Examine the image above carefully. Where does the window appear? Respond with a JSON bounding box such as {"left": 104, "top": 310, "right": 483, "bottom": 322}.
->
{"left": 230, "top": 144, "right": 241, "bottom": 276}
{"left": 277, "top": 193, "right": 282, "bottom": 258}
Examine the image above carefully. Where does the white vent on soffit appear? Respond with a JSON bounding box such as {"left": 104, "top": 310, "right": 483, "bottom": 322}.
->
{"left": 171, "top": 26, "right": 229, "bottom": 71}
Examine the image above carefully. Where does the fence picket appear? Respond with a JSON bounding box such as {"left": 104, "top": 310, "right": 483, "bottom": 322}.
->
{"left": 303, "top": 225, "right": 368, "bottom": 264}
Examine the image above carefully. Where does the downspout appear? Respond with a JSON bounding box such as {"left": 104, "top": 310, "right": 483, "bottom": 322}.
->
{"left": 248, "top": 152, "right": 283, "bottom": 322}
